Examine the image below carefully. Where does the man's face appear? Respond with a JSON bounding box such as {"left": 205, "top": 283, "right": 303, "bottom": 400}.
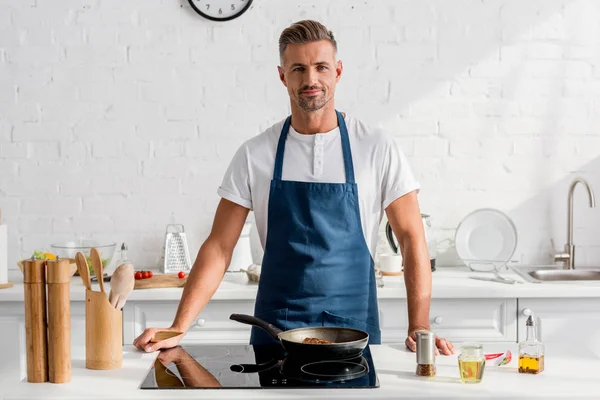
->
{"left": 278, "top": 40, "right": 343, "bottom": 112}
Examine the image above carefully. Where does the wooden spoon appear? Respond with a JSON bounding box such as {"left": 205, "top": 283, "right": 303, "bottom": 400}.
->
{"left": 90, "top": 248, "right": 105, "bottom": 294}
{"left": 150, "top": 331, "right": 184, "bottom": 343}
{"left": 75, "top": 252, "right": 92, "bottom": 291}
{"left": 108, "top": 263, "right": 135, "bottom": 310}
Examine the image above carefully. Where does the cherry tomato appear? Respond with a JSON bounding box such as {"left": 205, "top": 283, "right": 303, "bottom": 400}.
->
{"left": 134, "top": 271, "right": 142, "bottom": 280}
{"left": 178, "top": 271, "right": 185, "bottom": 279}
{"left": 147, "top": 271, "right": 153, "bottom": 278}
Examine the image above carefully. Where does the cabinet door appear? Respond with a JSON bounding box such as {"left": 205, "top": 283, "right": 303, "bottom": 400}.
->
{"left": 378, "top": 299, "right": 409, "bottom": 343}
{"left": 70, "top": 302, "right": 86, "bottom": 352}
{"left": 0, "top": 301, "right": 87, "bottom": 397}
{"left": 429, "top": 299, "right": 517, "bottom": 342}
{"left": 123, "top": 300, "right": 255, "bottom": 345}
{"left": 0, "top": 303, "right": 26, "bottom": 398}
{"left": 378, "top": 298, "right": 517, "bottom": 343}
{"left": 518, "top": 298, "right": 600, "bottom": 343}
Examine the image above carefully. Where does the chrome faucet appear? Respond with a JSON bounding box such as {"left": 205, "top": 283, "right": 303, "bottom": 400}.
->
{"left": 554, "top": 177, "right": 596, "bottom": 269}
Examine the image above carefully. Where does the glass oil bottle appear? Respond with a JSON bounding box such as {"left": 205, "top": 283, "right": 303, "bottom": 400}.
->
{"left": 518, "top": 315, "right": 544, "bottom": 374}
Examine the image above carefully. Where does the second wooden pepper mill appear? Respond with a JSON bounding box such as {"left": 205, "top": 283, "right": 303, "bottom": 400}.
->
{"left": 46, "top": 257, "right": 72, "bottom": 383}
{"left": 23, "top": 258, "right": 48, "bottom": 383}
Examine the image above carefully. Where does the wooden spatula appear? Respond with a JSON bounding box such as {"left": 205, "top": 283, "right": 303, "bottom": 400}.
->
{"left": 90, "top": 248, "right": 105, "bottom": 294}
{"left": 154, "top": 358, "right": 184, "bottom": 388}
{"left": 150, "top": 331, "right": 184, "bottom": 343}
{"left": 75, "top": 252, "right": 92, "bottom": 291}
{"left": 108, "top": 263, "right": 134, "bottom": 310}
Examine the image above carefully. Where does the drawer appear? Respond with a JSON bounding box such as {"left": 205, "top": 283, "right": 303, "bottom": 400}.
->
{"left": 124, "top": 300, "right": 255, "bottom": 345}
{"left": 429, "top": 298, "right": 516, "bottom": 342}
{"left": 517, "top": 298, "right": 600, "bottom": 343}
{"left": 378, "top": 298, "right": 517, "bottom": 343}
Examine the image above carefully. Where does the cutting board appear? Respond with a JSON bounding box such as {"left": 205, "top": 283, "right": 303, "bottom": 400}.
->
{"left": 134, "top": 274, "right": 188, "bottom": 290}
{"left": 0, "top": 282, "right": 13, "bottom": 289}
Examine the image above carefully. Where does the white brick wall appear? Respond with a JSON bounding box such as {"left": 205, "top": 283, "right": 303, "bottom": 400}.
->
{"left": 1, "top": 0, "right": 600, "bottom": 271}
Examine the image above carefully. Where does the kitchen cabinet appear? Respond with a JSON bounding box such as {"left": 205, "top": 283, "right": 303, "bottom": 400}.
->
{"left": 0, "top": 301, "right": 86, "bottom": 393}
{"left": 517, "top": 298, "right": 600, "bottom": 345}
{"left": 429, "top": 298, "right": 517, "bottom": 342}
{"left": 123, "top": 298, "right": 517, "bottom": 345}
{"left": 1, "top": 293, "right": 597, "bottom": 392}
{"left": 379, "top": 298, "right": 517, "bottom": 343}
{"left": 0, "top": 303, "right": 26, "bottom": 396}
{"left": 378, "top": 299, "right": 409, "bottom": 343}
{"left": 123, "top": 300, "right": 255, "bottom": 345}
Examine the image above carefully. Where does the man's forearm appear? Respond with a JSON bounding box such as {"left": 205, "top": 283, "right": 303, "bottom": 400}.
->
{"left": 401, "top": 234, "right": 432, "bottom": 333}
{"left": 171, "top": 239, "right": 231, "bottom": 332}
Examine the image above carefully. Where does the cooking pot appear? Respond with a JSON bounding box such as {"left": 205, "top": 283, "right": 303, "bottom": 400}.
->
{"left": 385, "top": 213, "right": 437, "bottom": 271}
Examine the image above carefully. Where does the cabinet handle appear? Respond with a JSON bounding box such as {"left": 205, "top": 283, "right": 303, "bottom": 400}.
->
{"left": 195, "top": 318, "right": 206, "bottom": 327}
{"left": 522, "top": 308, "right": 532, "bottom": 316}
{"left": 432, "top": 316, "right": 443, "bottom": 325}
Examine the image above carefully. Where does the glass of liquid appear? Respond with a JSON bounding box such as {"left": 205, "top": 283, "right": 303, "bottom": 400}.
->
{"left": 458, "top": 343, "right": 486, "bottom": 383}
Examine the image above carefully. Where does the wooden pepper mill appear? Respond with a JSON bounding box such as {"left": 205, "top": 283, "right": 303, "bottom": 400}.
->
{"left": 23, "top": 258, "right": 48, "bottom": 383}
{"left": 46, "top": 257, "right": 71, "bottom": 383}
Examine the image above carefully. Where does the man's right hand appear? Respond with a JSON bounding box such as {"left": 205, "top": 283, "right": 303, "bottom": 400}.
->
{"left": 132, "top": 199, "right": 250, "bottom": 354}
{"left": 133, "top": 327, "right": 184, "bottom": 353}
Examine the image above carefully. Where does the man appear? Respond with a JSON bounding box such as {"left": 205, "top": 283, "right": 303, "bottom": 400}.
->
{"left": 134, "top": 20, "right": 455, "bottom": 356}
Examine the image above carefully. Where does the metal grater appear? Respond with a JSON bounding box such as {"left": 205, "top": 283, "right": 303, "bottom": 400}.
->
{"left": 159, "top": 224, "right": 192, "bottom": 274}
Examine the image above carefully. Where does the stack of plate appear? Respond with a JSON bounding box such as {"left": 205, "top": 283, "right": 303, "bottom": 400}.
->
{"left": 454, "top": 208, "right": 518, "bottom": 272}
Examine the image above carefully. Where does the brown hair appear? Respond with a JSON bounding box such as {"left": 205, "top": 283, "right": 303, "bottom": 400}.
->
{"left": 278, "top": 20, "right": 337, "bottom": 65}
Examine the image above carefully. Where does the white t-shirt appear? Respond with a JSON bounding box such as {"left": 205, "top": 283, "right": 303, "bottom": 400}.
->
{"left": 217, "top": 113, "right": 420, "bottom": 259}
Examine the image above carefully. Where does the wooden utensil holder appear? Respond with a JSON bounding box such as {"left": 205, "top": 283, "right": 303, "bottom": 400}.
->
{"left": 85, "top": 289, "right": 122, "bottom": 370}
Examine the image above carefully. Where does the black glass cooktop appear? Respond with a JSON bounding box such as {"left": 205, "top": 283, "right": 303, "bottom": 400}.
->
{"left": 140, "top": 344, "right": 379, "bottom": 389}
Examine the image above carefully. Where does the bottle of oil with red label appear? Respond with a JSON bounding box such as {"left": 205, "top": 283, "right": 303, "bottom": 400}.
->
{"left": 518, "top": 315, "right": 544, "bottom": 374}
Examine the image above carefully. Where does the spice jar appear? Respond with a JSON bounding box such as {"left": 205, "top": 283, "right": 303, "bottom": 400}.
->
{"left": 458, "top": 343, "right": 485, "bottom": 383}
{"left": 415, "top": 330, "right": 436, "bottom": 377}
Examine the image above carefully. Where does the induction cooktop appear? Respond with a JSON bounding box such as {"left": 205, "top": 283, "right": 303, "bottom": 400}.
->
{"left": 140, "top": 344, "right": 379, "bottom": 389}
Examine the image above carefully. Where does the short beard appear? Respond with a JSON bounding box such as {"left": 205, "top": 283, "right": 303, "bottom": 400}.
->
{"left": 297, "top": 88, "right": 328, "bottom": 112}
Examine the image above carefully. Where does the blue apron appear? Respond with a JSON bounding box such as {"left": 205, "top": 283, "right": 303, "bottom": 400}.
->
{"left": 250, "top": 110, "right": 381, "bottom": 346}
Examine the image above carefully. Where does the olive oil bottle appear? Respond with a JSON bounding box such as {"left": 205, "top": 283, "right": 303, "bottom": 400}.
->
{"left": 518, "top": 315, "right": 544, "bottom": 374}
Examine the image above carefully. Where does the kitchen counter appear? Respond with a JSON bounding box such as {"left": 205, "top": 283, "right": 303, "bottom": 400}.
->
{"left": 4, "top": 342, "right": 600, "bottom": 399}
{"left": 2, "top": 266, "right": 600, "bottom": 302}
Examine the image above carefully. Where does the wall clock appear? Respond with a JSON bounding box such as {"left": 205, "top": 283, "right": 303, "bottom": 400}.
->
{"left": 188, "top": 0, "right": 254, "bottom": 22}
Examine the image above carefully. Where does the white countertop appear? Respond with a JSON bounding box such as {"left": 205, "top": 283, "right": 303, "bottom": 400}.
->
{"left": 3, "top": 342, "right": 600, "bottom": 399}
{"left": 2, "top": 266, "right": 600, "bottom": 303}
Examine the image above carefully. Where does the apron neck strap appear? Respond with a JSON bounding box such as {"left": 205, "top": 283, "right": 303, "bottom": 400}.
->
{"left": 273, "top": 110, "right": 356, "bottom": 184}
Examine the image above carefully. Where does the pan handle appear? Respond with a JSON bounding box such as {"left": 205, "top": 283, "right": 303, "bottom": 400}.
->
{"left": 229, "top": 313, "right": 283, "bottom": 340}
{"left": 230, "top": 358, "right": 280, "bottom": 374}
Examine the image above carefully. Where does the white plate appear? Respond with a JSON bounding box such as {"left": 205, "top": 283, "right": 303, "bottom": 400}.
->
{"left": 455, "top": 208, "right": 518, "bottom": 271}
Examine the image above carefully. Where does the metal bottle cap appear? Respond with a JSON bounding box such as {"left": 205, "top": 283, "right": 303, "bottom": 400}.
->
{"left": 416, "top": 330, "right": 436, "bottom": 364}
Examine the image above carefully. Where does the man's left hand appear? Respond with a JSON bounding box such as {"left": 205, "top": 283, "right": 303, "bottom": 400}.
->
{"left": 405, "top": 331, "right": 455, "bottom": 355}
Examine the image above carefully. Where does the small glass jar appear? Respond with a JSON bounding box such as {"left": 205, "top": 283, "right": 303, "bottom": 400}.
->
{"left": 458, "top": 343, "right": 485, "bottom": 383}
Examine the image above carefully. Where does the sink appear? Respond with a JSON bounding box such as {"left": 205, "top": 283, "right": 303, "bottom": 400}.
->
{"left": 513, "top": 266, "right": 600, "bottom": 283}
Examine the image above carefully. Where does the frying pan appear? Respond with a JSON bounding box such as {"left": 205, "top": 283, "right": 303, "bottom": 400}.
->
{"left": 229, "top": 314, "right": 369, "bottom": 360}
